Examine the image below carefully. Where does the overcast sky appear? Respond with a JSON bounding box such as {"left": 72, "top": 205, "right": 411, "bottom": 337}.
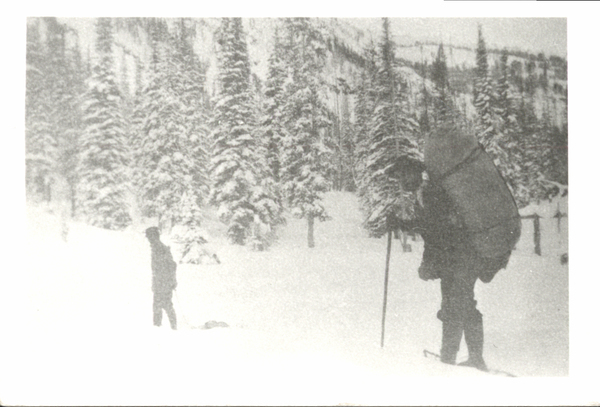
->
{"left": 345, "top": 18, "right": 567, "bottom": 58}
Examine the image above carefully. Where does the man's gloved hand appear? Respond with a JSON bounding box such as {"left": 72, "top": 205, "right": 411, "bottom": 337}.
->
{"left": 418, "top": 262, "right": 439, "bottom": 281}
{"left": 418, "top": 244, "right": 442, "bottom": 281}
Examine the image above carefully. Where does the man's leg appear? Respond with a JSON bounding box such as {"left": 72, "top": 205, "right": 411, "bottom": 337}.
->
{"left": 458, "top": 310, "right": 487, "bottom": 371}
{"left": 153, "top": 293, "right": 163, "bottom": 327}
{"left": 438, "top": 264, "right": 480, "bottom": 366}
{"left": 163, "top": 291, "right": 177, "bottom": 330}
{"left": 438, "top": 275, "right": 463, "bottom": 365}
{"left": 452, "top": 260, "right": 487, "bottom": 371}
{"left": 440, "top": 319, "right": 463, "bottom": 365}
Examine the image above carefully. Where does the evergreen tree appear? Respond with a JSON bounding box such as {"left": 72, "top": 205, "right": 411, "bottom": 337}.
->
{"left": 432, "top": 43, "right": 449, "bottom": 95}
{"left": 261, "top": 27, "right": 288, "bottom": 184}
{"left": 354, "top": 42, "right": 379, "bottom": 225}
{"left": 473, "top": 25, "right": 496, "bottom": 147}
{"left": 417, "top": 57, "right": 431, "bottom": 140}
{"left": 513, "top": 98, "right": 545, "bottom": 204}
{"left": 131, "top": 19, "right": 209, "bottom": 233}
{"left": 25, "top": 19, "right": 55, "bottom": 202}
{"left": 489, "top": 48, "right": 529, "bottom": 205}
{"left": 210, "top": 18, "right": 280, "bottom": 245}
{"left": 279, "top": 18, "right": 333, "bottom": 248}
{"left": 361, "top": 18, "right": 422, "bottom": 239}
{"left": 59, "top": 31, "right": 86, "bottom": 217}
{"left": 77, "top": 18, "right": 131, "bottom": 229}
{"left": 430, "top": 42, "right": 454, "bottom": 125}
{"left": 495, "top": 49, "right": 511, "bottom": 123}
{"left": 473, "top": 33, "right": 528, "bottom": 206}
{"left": 537, "top": 94, "right": 567, "bottom": 194}
{"left": 172, "top": 18, "right": 211, "bottom": 232}
{"left": 252, "top": 26, "right": 290, "bottom": 245}
{"left": 26, "top": 17, "right": 85, "bottom": 218}
{"left": 337, "top": 79, "right": 355, "bottom": 192}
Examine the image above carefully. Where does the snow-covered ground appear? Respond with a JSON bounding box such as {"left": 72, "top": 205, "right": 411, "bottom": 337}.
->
{"left": 3, "top": 191, "right": 593, "bottom": 405}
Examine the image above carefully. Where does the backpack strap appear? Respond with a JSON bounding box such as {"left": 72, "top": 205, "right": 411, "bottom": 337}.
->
{"left": 436, "top": 144, "right": 483, "bottom": 183}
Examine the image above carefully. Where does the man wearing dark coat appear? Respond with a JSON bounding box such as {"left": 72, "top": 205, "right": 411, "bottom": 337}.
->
{"left": 418, "top": 181, "right": 489, "bottom": 371}
{"left": 146, "top": 227, "right": 177, "bottom": 330}
{"left": 415, "top": 112, "right": 520, "bottom": 373}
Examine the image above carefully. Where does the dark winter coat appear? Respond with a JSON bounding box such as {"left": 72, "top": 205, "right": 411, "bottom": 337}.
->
{"left": 418, "top": 182, "right": 509, "bottom": 283}
{"left": 151, "top": 241, "right": 177, "bottom": 293}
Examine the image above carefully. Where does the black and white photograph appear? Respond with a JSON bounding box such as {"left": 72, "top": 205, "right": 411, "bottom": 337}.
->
{"left": 5, "top": 2, "right": 600, "bottom": 405}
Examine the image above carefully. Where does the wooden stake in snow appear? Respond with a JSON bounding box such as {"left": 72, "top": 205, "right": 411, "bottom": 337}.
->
{"left": 533, "top": 214, "right": 541, "bottom": 256}
{"left": 381, "top": 229, "right": 393, "bottom": 348}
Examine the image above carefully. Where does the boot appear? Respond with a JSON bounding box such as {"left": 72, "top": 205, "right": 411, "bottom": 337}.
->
{"left": 458, "top": 314, "right": 487, "bottom": 371}
{"left": 440, "top": 321, "right": 463, "bottom": 365}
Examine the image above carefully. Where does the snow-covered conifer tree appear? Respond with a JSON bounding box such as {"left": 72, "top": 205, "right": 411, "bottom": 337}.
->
{"left": 472, "top": 29, "right": 528, "bottom": 207}
{"left": 432, "top": 43, "right": 449, "bottom": 96}
{"left": 261, "top": 27, "right": 288, "bottom": 184}
{"left": 26, "top": 18, "right": 85, "bottom": 211}
{"left": 77, "top": 18, "right": 131, "bottom": 229}
{"left": 361, "top": 18, "right": 422, "bottom": 239}
{"left": 512, "top": 98, "right": 544, "bottom": 204}
{"left": 488, "top": 48, "right": 529, "bottom": 205}
{"left": 354, "top": 42, "right": 378, "bottom": 226}
{"left": 496, "top": 49, "right": 511, "bottom": 124}
{"left": 430, "top": 42, "right": 455, "bottom": 125}
{"left": 131, "top": 18, "right": 209, "bottom": 233}
{"left": 26, "top": 19, "right": 55, "bottom": 202}
{"left": 252, "top": 26, "right": 289, "bottom": 243}
{"left": 277, "top": 18, "right": 334, "bottom": 248}
{"left": 473, "top": 25, "right": 496, "bottom": 148}
{"left": 210, "top": 18, "right": 277, "bottom": 245}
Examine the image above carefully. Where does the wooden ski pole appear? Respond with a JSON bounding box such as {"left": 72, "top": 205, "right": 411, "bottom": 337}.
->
{"left": 381, "top": 228, "right": 393, "bottom": 348}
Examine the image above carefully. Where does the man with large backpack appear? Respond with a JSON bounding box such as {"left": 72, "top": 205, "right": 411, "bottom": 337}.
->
{"left": 146, "top": 227, "right": 178, "bottom": 330}
{"left": 417, "top": 118, "right": 521, "bottom": 372}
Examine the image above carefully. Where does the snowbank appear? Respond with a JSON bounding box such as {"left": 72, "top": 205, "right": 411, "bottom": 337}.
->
{"left": 4, "top": 193, "right": 577, "bottom": 405}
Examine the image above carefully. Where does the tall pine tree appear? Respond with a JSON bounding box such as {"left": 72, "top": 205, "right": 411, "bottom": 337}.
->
{"left": 430, "top": 42, "right": 454, "bottom": 125}
{"left": 131, "top": 19, "right": 210, "bottom": 234}
{"left": 210, "top": 18, "right": 280, "bottom": 245}
{"left": 77, "top": 18, "right": 131, "bottom": 229}
{"left": 26, "top": 17, "right": 86, "bottom": 226}
{"left": 490, "top": 48, "right": 530, "bottom": 206}
{"left": 473, "top": 25, "right": 496, "bottom": 148}
{"left": 279, "top": 18, "right": 333, "bottom": 248}
{"left": 261, "top": 27, "right": 288, "bottom": 184}
{"left": 355, "top": 41, "right": 379, "bottom": 227}
{"left": 26, "top": 19, "right": 55, "bottom": 202}
{"left": 361, "top": 18, "right": 422, "bottom": 239}
{"left": 473, "top": 28, "right": 526, "bottom": 205}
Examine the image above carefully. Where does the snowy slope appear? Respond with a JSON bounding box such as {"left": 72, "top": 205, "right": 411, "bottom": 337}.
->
{"left": 4, "top": 192, "right": 572, "bottom": 405}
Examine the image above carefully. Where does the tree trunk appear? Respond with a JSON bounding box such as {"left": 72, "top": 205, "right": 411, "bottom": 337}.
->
{"left": 53, "top": 174, "right": 71, "bottom": 242}
{"left": 401, "top": 231, "right": 411, "bottom": 252}
{"left": 307, "top": 213, "right": 315, "bottom": 248}
{"left": 533, "top": 214, "right": 541, "bottom": 256}
{"left": 44, "top": 178, "right": 52, "bottom": 203}
{"left": 70, "top": 183, "right": 77, "bottom": 218}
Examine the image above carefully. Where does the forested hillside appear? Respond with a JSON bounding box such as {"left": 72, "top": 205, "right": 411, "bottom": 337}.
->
{"left": 25, "top": 17, "right": 568, "bottom": 247}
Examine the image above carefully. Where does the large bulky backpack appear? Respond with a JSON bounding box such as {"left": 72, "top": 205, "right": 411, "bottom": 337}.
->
{"left": 424, "top": 124, "right": 521, "bottom": 282}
